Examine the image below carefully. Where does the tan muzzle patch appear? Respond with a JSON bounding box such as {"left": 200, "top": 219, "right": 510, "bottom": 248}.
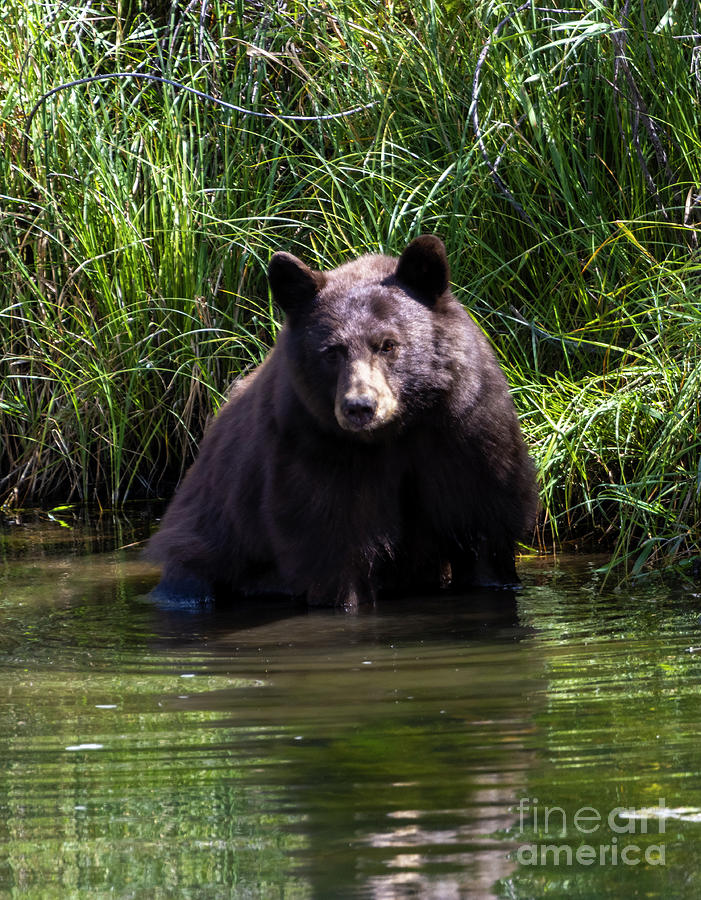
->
{"left": 335, "top": 359, "right": 399, "bottom": 431}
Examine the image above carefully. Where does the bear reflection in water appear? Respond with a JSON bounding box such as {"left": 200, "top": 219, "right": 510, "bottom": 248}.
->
{"left": 146, "top": 236, "right": 537, "bottom": 608}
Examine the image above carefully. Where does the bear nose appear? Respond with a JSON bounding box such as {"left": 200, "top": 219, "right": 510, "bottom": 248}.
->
{"left": 342, "top": 395, "right": 376, "bottom": 427}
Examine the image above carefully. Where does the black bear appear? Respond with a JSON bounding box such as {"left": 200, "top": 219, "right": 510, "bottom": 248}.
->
{"left": 146, "top": 236, "right": 537, "bottom": 607}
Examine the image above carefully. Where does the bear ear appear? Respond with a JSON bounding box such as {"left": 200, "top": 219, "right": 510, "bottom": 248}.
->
{"left": 395, "top": 235, "right": 450, "bottom": 305}
{"left": 268, "top": 251, "right": 325, "bottom": 315}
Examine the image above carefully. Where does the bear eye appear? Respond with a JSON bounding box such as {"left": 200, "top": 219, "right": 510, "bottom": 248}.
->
{"left": 379, "top": 338, "right": 398, "bottom": 354}
{"left": 321, "top": 345, "right": 343, "bottom": 364}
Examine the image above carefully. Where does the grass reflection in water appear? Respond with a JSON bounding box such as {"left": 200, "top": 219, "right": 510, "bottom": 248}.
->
{"left": 1, "top": 513, "right": 701, "bottom": 898}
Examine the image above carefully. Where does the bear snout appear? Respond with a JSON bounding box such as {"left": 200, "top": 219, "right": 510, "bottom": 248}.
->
{"left": 334, "top": 358, "right": 399, "bottom": 432}
{"left": 341, "top": 394, "right": 377, "bottom": 429}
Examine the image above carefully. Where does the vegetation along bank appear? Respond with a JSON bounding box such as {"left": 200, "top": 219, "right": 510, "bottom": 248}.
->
{"left": 1, "top": 1, "right": 699, "bottom": 577}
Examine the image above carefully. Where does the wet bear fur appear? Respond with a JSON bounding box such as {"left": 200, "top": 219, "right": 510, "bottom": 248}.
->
{"left": 146, "top": 235, "right": 537, "bottom": 607}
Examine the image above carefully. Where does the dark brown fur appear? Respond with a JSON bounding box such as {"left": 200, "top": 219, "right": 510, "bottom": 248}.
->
{"left": 146, "top": 236, "right": 537, "bottom": 607}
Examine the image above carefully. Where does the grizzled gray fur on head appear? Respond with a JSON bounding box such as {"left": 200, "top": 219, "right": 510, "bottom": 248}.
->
{"left": 146, "top": 235, "right": 538, "bottom": 609}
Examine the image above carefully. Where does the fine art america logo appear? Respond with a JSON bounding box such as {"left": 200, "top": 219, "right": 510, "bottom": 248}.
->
{"left": 516, "top": 797, "right": 667, "bottom": 867}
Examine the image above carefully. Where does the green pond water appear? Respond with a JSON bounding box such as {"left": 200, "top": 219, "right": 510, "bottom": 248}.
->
{"left": 1, "top": 509, "right": 701, "bottom": 899}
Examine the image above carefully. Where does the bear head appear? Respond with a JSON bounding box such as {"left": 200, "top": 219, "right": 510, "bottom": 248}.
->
{"left": 268, "top": 235, "right": 458, "bottom": 439}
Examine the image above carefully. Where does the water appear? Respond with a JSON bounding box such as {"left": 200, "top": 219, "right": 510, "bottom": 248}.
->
{"left": 1, "top": 509, "right": 701, "bottom": 898}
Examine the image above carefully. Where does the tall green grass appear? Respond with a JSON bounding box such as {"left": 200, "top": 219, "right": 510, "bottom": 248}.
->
{"left": 1, "top": 0, "right": 699, "bottom": 575}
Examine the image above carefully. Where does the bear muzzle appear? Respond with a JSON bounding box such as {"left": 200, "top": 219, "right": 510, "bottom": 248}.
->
{"left": 340, "top": 394, "right": 377, "bottom": 429}
{"left": 334, "top": 359, "right": 399, "bottom": 432}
